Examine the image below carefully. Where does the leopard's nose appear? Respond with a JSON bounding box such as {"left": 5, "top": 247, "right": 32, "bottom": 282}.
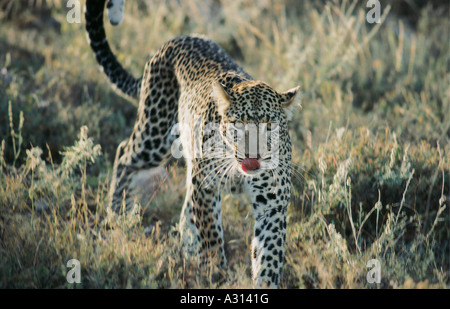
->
{"left": 244, "top": 153, "right": 261, "bottom": 160}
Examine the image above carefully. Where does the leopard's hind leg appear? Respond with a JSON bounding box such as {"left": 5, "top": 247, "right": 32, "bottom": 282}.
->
{"left": 109, "top": 58, "right": 179, "bottom": 213}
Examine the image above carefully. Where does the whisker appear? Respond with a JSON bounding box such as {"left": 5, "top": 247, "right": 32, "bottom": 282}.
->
{"left": 269, "top": 160, "right": 306, "bottom": 185}
{"left": 218, "top": 161, "right": 237, "bottom": 192}
{"left": 196, "top": 159, "right": 234, "bottom": 190}
{"left": 290, "top": 161, "right": 315, "bottom": 178}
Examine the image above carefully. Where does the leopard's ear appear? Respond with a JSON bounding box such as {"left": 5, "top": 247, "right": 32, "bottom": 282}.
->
{"left": 212, "top": 81, "right": 232, "bottom": 117}
{"left": 280, "top": 85, "right": 302, "bottom": 121}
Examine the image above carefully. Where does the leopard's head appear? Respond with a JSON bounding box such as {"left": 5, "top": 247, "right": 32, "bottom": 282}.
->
{"left": 211, "top": 80, "right": 301, "bottom": 176}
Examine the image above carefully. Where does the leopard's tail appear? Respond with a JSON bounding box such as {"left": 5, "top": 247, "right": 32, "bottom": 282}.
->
{"left": 85, "top": 0, "right": 141, "bottom": 101}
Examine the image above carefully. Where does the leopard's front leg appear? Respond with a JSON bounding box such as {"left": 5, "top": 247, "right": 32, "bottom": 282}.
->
{"left": 179, "top": 159, "right": 227, "bottom": 270}
{"left": 247, "top": 177, "right": 290, "bottom": 288}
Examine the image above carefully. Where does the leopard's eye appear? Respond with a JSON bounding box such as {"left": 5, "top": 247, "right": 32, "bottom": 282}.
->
{"left": 234, "top": 120, "right": 245, "bottom": 127}
{"left": 233, "top": 121, "right": 246, "bottom": 133}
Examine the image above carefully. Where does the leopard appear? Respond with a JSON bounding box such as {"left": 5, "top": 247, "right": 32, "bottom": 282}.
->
{"left": 85, "top": 0, "right": 301, "bottom": 288}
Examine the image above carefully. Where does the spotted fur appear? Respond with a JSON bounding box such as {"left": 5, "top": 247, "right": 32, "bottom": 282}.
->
{"left": 85, "top": 0, "right": 301, "bottom": 288}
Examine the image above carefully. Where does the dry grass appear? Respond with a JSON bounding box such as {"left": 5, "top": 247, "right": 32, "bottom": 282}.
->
{"left": 0, "top": 0, "right": 448, "bottom": 288}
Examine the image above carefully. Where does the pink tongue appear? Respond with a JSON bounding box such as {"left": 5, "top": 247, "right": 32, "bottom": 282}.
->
{"left": 242, "top": 158, "right": 261, "bottom": 172}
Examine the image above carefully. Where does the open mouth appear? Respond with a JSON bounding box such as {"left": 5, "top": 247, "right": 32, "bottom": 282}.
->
{"left": 241, "top": 157, "right": 261, "bottom": 172}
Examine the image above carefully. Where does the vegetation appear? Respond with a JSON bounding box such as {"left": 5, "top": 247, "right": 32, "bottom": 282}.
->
{"left": 0, "top": 0, "right": 448, "bottom": 288}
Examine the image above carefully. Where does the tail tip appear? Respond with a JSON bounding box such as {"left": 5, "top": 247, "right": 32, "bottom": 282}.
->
{"left": 107, "top": 0, "right": 125, "bottom": 26}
